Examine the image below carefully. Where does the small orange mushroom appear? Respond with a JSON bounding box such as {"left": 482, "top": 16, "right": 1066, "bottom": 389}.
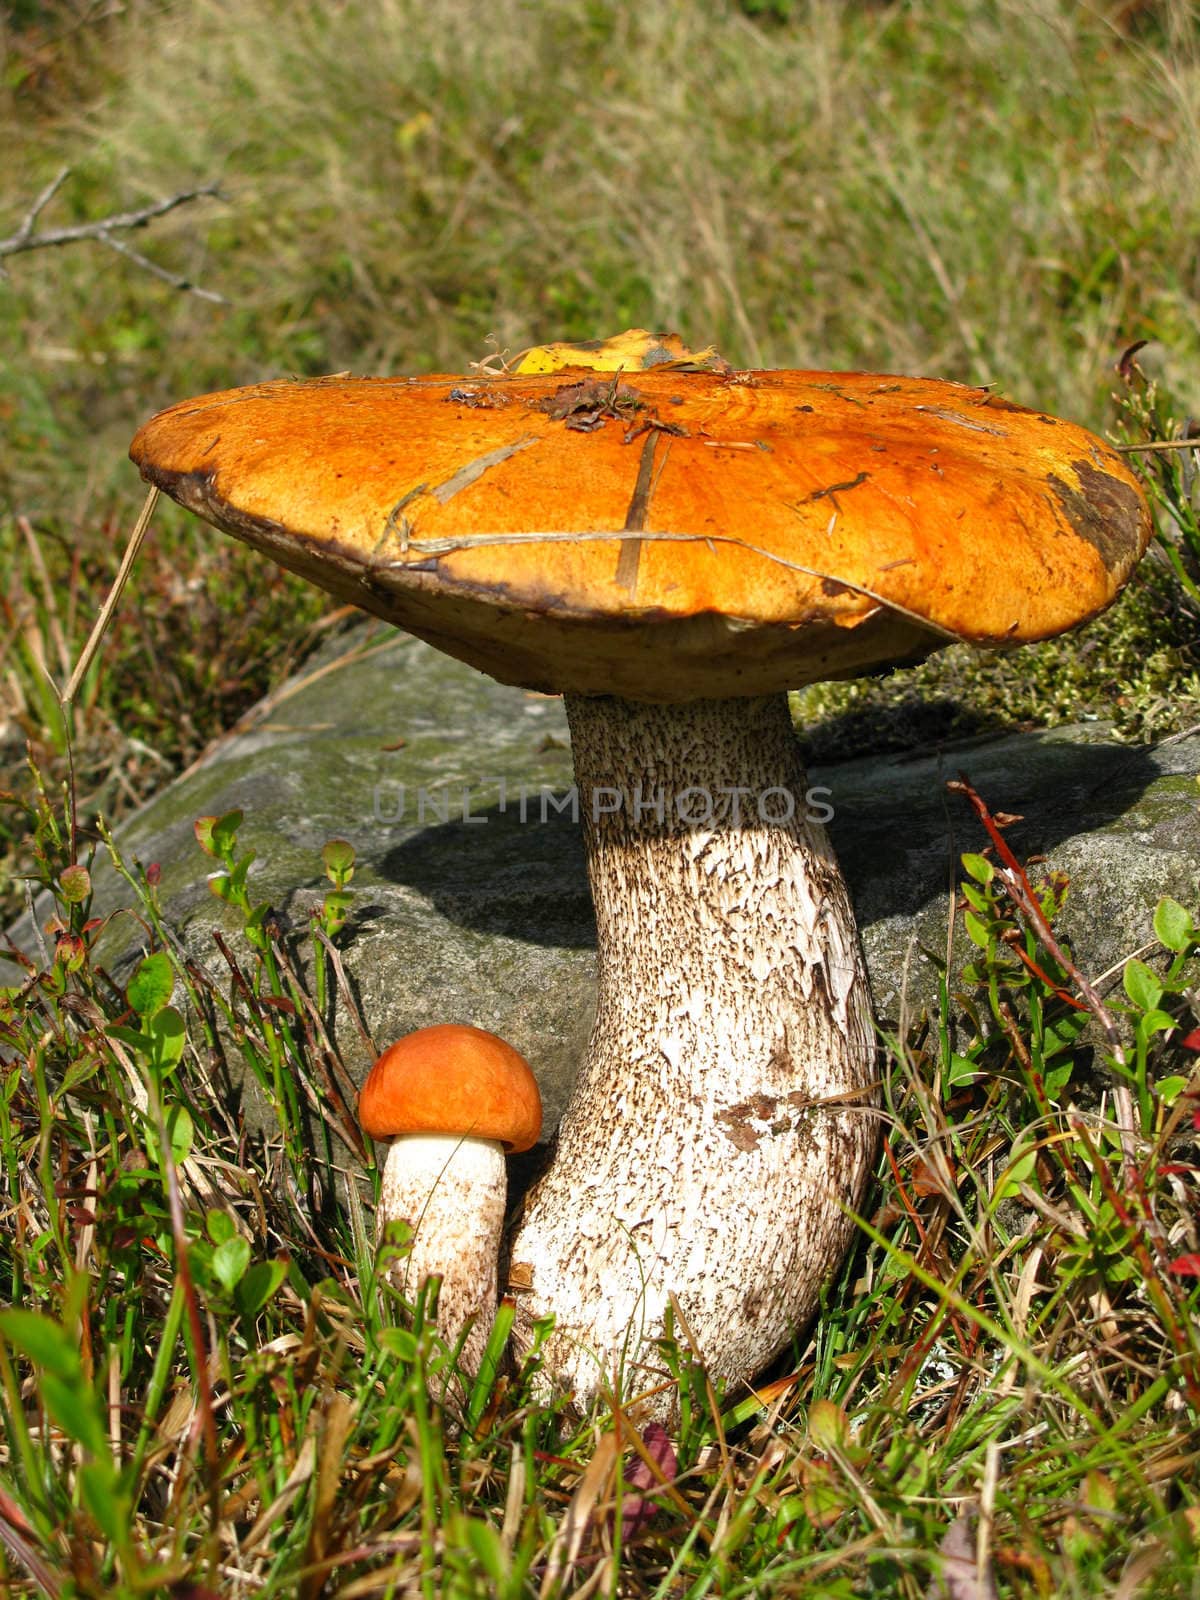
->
{"left": 359, "top": 1024, "right": 541, "bottom": 1374}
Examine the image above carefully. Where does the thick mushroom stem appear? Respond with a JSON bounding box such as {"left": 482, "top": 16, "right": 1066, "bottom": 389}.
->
{"left": 376, "top": 1133, "right": 506, "bottom": 1375}
{"left": 510, "top": 692, "right": 878, "bottom": 1415}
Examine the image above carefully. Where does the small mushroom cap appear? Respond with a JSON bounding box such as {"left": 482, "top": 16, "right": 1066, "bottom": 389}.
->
{"left": 358, "top": 1023, "right": 542, "bottom": 1153}
{"left": 130, "top": 338, "right": 1152, "bottom": 702}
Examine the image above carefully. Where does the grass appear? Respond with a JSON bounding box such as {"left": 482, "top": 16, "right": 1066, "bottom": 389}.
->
{"left": 0, "top": 746, "right": 1198, "bottom": 1596}
{"left": 3, "top": 0, "right": 1200, "bottom": 821}
{"left": 2, "top": 0, "right": 1200, "bottom": 1592}
{"left": 3, "top": 0, "right": 1200, "bottom": 855}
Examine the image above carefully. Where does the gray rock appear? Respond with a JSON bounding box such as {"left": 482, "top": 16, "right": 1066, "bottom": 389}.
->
{"left": 14, "top": 622, "right": 1200, "bottom": 1140}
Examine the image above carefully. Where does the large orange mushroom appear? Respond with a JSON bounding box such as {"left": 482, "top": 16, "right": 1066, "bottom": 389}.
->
{"left": 131, "top": 333, "right": 1151, "bottom": 1415}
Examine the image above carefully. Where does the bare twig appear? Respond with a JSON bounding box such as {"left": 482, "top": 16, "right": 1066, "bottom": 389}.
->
{"left": 16, "top": 516, "right": 72, "bottom": 682}
{"left": 1113, "top": 438, "right": 1200, "bottom": 454}
{"left": 98, "top": 229, "right": 227, "bottom": 304}
{"left": 0, "top": 170, "right": 227, "bottom": 303}
{"left": 313, "top": 929, "right": 378, "bottom": 1061}
{"left": 9, "top": 165, "right": 72, "bottom": 244}
{"left": 63, "top": 486, "right": 159, "bottom": 708}
{"left": 376, "top": 517, "right": 967, "bottom": 646}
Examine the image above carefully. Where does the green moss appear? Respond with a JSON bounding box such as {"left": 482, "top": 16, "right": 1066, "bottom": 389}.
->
{"left": 794, "top": 563, "right": 1200, "bottom": 762}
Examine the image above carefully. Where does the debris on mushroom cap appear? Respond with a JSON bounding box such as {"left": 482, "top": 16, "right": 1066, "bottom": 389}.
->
{"left": 358, "top": 1023, "right": 542, "bottom": 1153}
{"left": 129, "top": 337, "right": 1152, "bottom": 702}
{"left": 511, "top": 328, "right": 730, "bottom": 375}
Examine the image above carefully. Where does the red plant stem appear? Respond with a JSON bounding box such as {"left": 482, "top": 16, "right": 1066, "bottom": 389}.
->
{"left": 1071, "top": 1116, "right": 1200, "bottom": 1408}
{"left": 950, "top": 776, "right": 1138, "bottom": 1167}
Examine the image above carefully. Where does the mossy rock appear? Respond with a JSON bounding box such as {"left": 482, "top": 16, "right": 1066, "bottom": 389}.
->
{"left": 10, "top": 623, "right": 1199, "bottom": 1143}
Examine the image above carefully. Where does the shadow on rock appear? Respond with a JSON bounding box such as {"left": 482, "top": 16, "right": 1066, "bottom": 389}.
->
{"left": 378, "top": 798, "right": 595, "bottom": 950}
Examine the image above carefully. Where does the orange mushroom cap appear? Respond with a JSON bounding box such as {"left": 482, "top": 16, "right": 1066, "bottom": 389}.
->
{"left": 358, "top": 1024, "right": 542, "bottom": 1153}
{"left": 129, "top": 336, "right": 1152, "bottom": 703}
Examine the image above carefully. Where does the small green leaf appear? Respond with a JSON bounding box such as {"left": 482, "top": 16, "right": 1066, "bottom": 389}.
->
{"left": 207, "top": 1211, "right": 236, "bottom": 1245}
{"left": 194, "top": 816, "right": 219, "bottom": 856}
{"left": 884, "top": 1436, "right": 930, "bottom": 1496}
{"left": 196, "top": 811, "right": 244, "bottom": 861}
{"left": 244, "top": 903, "right": 272, "bottom": 951}
{"left": 212, "top": 1235, "right": 251, "bottom": 1293}
{"left": 377, "top": 1326, "right": 420, "bottom": 1361}
{"left": 961, "top": 853, "right": 994, "bottom": 885}
{"left": 807, "top": 1398, "right": 851, "bottom": 1451}
{"left": 1154, "top": 896, "right": 1194, "bottom": 954}
{"left": 165, "top": 1104, "right": 193, "bottom": 1162}
{"left": 1155, "top": 1074, "right": 1190, "bottom": 1105}
{"left": 79, "top": 1460, "right": 129, "bottom": 1548}
{"left": 800, "top": 1472, "right": 849, "bottom": 1529}
{"left": 1044, "top": 1059, "right": 1075, "bottom": 1099}
{"left": 214, "top": 811, "right": 245, "bottom": 850}
{"left": 772, "top": 1492, "right": 808, "bottom": 1538}
{"left": 106, "top": 1023, "right": 152, "bottom": 1054}
{"left": 211, "top": 812, "right": 243, "bottom": 854}
{"left": 231, "top": 853, "right": 256, "bottom": 895}
{"left": 1043, "top": 1010, "right": 1089, "bottom": 1058}
{"left": 963, "top": 910, "right": 991, "bottom": 949}
{"left": 1104, "top": 1249, "right": 1140, "bottom": 1284}
{"left": 59, "top": 1053, "right": 101, "bottom": 1096}
{"left": 1037, "top": 870, "right": 1070, "bottom": 921}
{"left": 457, "top": 1516, "right": 508, "bottom": 1584}
{"left": 947, "top": 1052, "right": 983, "bottom": 1087}
{"left": 321, "top": 891, "right": 353, "bottom": 934}
{"left": 995, "top": 1145, "right": 1039, "bottom": 1201}
{"left": 147, "top": 1006, "right": 187, "bottom": 1071}
{"left": 143, "top": 1104, "right": 194, "bottom": 1167}
{"left": 960, "top": 882, "right": 989, "bottom": 914}
{"left": 42, "top": 1372, "right": 108, "bottom": 1457}
{"left": 59, "top": 864, "right": 91, "bottom": 904}
{"left": 0, "top": 1310, "right": 81, "bottom": 1378}
{"left": 1124, "top": 959, "right": 1163, "bottom": 1013}
{"left": 322, "top": 839, "right": 356, "bottom": 882}
{"left": 235, "top": 1259, "right": 288, "bottom": 1320}
{"left": 1138, "top": 1007, "right": 1178, "bottom": 1038}
{"left": 126, "top": 953, "right": 174, "bottom": 1020}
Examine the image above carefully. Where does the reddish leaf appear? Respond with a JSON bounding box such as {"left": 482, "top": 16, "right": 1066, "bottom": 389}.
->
{"left": 1168, "top": 1254, "right": 1200, "bottom": 1278}
{"left": 910, "top": 1154, "right": 953, "bottom": 1197}
{"left": 620, "top": 1422, "right": 677, "bottom": 1542}
{"left": 1117, "top": 340, "right": 1149, "bottom": 380}
{"left": 1179, "top": 1029, "right": 1200, "bottom": 1052}
{"left": 928, "top": 1512, "right": 998, "bottom": 1600}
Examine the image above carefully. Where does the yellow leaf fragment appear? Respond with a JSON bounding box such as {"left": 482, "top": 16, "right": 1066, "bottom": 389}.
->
{"left": 514, "top": 327, "right": 724, "bottom": 375}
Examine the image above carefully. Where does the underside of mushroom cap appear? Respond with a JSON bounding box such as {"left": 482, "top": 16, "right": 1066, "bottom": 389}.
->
{"left": 130, "top": 356, "right": 1152, "bottom": 703}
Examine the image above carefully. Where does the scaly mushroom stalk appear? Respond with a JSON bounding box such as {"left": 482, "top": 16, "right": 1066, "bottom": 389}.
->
{"left": 376, "top": 1132, "right": 506, "bottom": 1375}
{"left": 510, "top": 693, "right": 877, "bottom": 1411}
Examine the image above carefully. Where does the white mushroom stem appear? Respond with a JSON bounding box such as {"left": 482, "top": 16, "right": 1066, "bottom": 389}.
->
{"left": 510, "top": 692, "right": 878, "bottom": 1417}
{"left": 376, "top": 1133, "right": 505, "bottom": 1375}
